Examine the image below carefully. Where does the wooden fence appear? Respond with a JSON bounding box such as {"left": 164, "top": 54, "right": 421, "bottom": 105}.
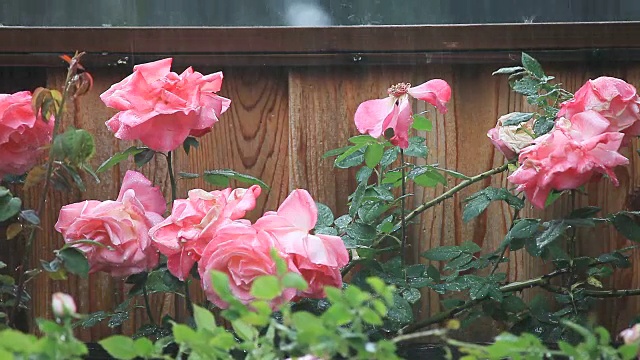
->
{"left": 1, "top": 25, "right": 640, "bottom": 342}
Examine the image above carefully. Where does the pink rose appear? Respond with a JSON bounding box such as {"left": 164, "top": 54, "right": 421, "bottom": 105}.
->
{"left": 55, "top": 171, "right": 166, "bottom": 277}
{"left": 100, "top": 58, "right": 231, "bottom": 152}
{"left": 508, "top": 111, "right": 628, "bottom": 208}
{"left": 198, "top": 221, "right": 297, "bottom": 309}
{"left": 558, "top": 76, "right": 640, "bottom": 144}
{"left": 487, "top": 113, "right": 535, "bottom": 159}
{"left": 149, "top": 185, "right": 262, "bottom": 281}
{"left": 0, "top": 91, "right": 54, "bottom": 178}
{"left": 254, "top": 189, "right": 349, "bottom": 299}
{"left": 354, "top": 79, "right": 451, "bottom": 148}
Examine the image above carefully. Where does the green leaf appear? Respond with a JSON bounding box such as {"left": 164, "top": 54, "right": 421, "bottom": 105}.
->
{"left": 322, "top": 146, "right": 351, "bottom": 159}
{"left": 346, "top": 222, "right": 376, "bottom": 246}
{"left": 356, "top": 166, "right": 373, "bottom": 183}
{"left": 349, "top": 182, "right": 366, "bottom": 218}
{"left": 534, "top": 116, "right": 556, "bottom": 137}
{"left": 182, "top": 136, "right": 199, "bottom": 155}
{"left": 99, "top": 335, "right": 137, "bottom": 360}
{"left": 521, "top": 52, "right": 545, "bottom": 79}
{"left": 96, "top": 146, "right": 145, "bottom": 173}
{"left": 322, "top": 303, "right": 352, "bottom": 326}
{"left": 536, "top": 220, "right": 568, "bottom": 250}
{"left": 361, "top": 307, "right": 383, "bottom": 325}
{"left": 133, "top": 338, "right": 154, "bottom": 358}
{"left": 210, "top": 271, "right": 234, "bottom": 303}
{"left": 232, "top": 320, "right": 258, "bottom": 341}
{"left": 193, "top": 304, "right": 216, "bottom": 331}
{"left": 439, "top": 168, "right": 471, "bottom": 180}
{"left": 569, "top": 206, "right": 601, "bottom": 218}
{"left": 422, "top": 246, "right": 462, "bottom": 261}
{"left": 492, "top": 66, "right": 525, "bottom": 75}
{"left": 203, "top": 169, "right": 270, "bottom": 190}
{"left": 282, "top": 272, "right": 308, "bottom": 291}
{"left": 500, "top": 112, "right": 535, "bottom": 126}
{"left": 380, "top": 148, "right": 399, "bottom": 167}
{"left": 404, "top": 137, "right": 428, "bottom": 158}
{"left": 250, "top": 275, "right": 282, "bottom": 300}
{"left": 512, "top": 77, "right": 538, "bottom": 97}
{"left": 58, "top": 247, "right": 89, "bottom": 278}
{"left": 413, "top": 168, "right": 447, "bottom": 188}
{"left": 412, "top": 115, "right": 433, "bottom": 131}
{"left": 178, "top": 172, "right": 200, "bottom": 179}
{"left": 54, "top": 127, "right": 96, "bottom": 164}
{"left": 463, "top": 187, "right": 523, "bottom": 223}
{"left": 19, "top": 210, "right": 39, "bottom": 225}
{"left": 349, "top": 135, "right": 377, "bottom": 145}
{"left": 364, "top": 143, "right": 384, "bottom": 168}
{"left": 134, "top": 149, "right": 156, "bottom": 168}
{"left": 610, "top": 213, "right": 640, "bottom": 241}
{"left": 401, "top": 288, "right": 421, "bottom": 304}
{"left": 334, "top": 215, "right": 352, "bottom": 229}
{"left": 0, "top": 188, "right": 21, "bottom": 222}
{"left": 315, "top": 202, "right": 334, "bottom": 227}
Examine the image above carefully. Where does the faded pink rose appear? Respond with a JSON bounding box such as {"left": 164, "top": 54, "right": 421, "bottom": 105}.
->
{"left": 558, "top": 76, "right": 640, "bottom": 144}
{"left": 198, "top": 221, "right": 297, "bottom": 309}
{"left": 254, "top": 189, "right": 349, "bottom": 299}
{"left": 487, "top": 113, "right": 535, "bottom": 159}
{"left": 0, "top": 91, "right": 54, "bottom": 178}
{"left": 508, "top": 111, "right": 628, "bottom": 208}
{"left": 55, "top": 171, "right": 166, "bottom": 277}
{"left": 354, "top": 79, "right": 451, "bottom": 148}
{"left": 100, "top": 58, "right": 231, "bottom": 152}
{"left": 149, "top": 185, "right": 262, "bottom": 281}
{"left": 620, "top": 324, "right": 640, "bottom": 345}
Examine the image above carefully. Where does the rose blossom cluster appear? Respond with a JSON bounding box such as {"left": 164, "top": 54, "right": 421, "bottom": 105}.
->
{"left": 55, "top": 171, "right": 348, "bottom": 308}
{"left": 488, "top": 77, "right": 640, "bottom": 208}
{"left": 0, "top": 91, "right": 54, "bottom": 178}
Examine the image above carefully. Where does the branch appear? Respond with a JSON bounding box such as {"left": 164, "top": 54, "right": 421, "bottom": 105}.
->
{"left": 401, "top": 162, "right": 512, "bottom": 225}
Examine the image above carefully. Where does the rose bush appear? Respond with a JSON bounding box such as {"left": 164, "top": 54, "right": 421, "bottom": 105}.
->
{"left": 0, "top": 91, "right": 54, "bottom": 178}
{"left": 6, "top": 51, "right": 640, "bottom": 360}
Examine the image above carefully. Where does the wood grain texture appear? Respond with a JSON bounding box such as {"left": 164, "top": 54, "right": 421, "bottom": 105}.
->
{"left": 7, "top": 60, "right": 640, "bottom": 341}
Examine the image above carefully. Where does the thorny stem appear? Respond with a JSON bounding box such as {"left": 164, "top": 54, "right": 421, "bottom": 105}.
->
{"left": 490, "top": 205, "right": 521, "bottom": 276}
{"left": 364, "top": 162, "right": 512, "bottom": 261}
{"left": 400, "top": 263, "right": 596, "bottom": 334}
{"left": 10, "top": 62, "right": 76, "bottom": 328}
{"left": 142, "top": 284, "right": 156, "bottom": 325}
{"left": 165, "top": 150, "right": 194, "bottom": 318}
{"left": 393, "top": 328, "right": 447, "bottom": 343}
{"left": 167, "top": 151, "right": 178, "bottom": 203}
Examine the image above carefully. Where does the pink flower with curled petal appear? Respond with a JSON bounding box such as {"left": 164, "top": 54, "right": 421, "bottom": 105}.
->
{"left": 198, "top": 221, "right": 298, "bottom": 309}
{"left": 55, "top": 171, "right": 166, "bottom": 277}
{"left": 0, "top": 91, "right": 54, "bottom": 178}
{"left": 149, "top": 185, "right": 261, "bottom": 281}
{"left": 354, "top": 79, "right": 451, "bottom": 148}
{"left": 254, "top": 189, "right": 349, "bottom": 299}
{"left": 100, "top": 58, "right": 231, "bottom": 152}
{"left": 558, "top": 76, "right": 640, "bottom": 145}
{"left": 508, "top": 110, "right": 629, "bottom": 208}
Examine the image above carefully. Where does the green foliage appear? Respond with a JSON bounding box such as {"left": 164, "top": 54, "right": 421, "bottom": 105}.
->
{"left": 203, "top": 169, "right": 270, "bottom": 190}
{"left": 96, "top": 146, "right": 147, "bottom": 172}
{"left": 454, "top": 321, "right": 638, "bottom": 360}
{"left": 0, "top": 187, "right": 21, "bottom": 222}
{"left": 463, "top": 187, "right": 523, "bottom": 223}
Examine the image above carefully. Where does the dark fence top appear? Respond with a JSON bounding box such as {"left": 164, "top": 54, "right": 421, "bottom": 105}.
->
{"left": 1, "top": 0, "right": 640, "bottom": 26}
{"left": 0, "top": 23, "right": 639, "bottom": 67}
